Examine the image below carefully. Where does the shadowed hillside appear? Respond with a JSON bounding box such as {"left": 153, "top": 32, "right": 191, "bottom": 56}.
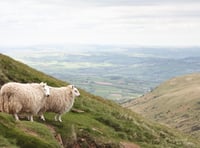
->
{"left": 0, "top": 53, "right": 200, "bottom": 148}
{"left": 124, "top": 73, "right": 200, "bottom": 140}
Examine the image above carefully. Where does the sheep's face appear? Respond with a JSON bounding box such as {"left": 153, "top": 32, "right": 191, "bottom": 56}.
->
{"left": 73, "top": 87, "right": 80, "bottom": 97}
{"left": 68, "top": 85, "right": 80, "bottom": 97}
{"left": 44, "top": 85, "right": 50, "bottom": 97}
{"left": 40, "top": 82, "right": 50, "bottom": 97}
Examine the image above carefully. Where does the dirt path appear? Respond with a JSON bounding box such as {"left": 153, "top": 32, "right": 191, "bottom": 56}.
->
{"left": 45, "top": 124, "right": 64, "bottom": 148}
{"left": 120, "top": 142, "right": 140, "bottom": 148}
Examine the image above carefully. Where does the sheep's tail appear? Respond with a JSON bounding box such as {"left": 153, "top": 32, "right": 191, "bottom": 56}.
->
{"left": 2, "top": 93, "right": 10, "bottom": 113}
{"left": 0, "top": 95, "right": 2, "bottom": 112}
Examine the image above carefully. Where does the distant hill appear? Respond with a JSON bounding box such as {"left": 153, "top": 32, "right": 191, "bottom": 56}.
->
{"left": 0, "top": 53, "right": 199, "bottom": 148}
{"left": 124, "top": 73, "right": 200, "bottom": 140}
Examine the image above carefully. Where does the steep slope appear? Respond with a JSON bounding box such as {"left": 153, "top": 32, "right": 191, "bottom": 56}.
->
{"left": 124, "top": 73, "right": 200, "bottom": 140}
{"left": 0, "top": 53, "right": 199, "bottom": 148}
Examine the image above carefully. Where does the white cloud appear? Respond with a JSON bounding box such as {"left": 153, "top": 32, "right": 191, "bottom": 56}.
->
{"left": 0, "top": 0, "right": 200, "bottom": 47}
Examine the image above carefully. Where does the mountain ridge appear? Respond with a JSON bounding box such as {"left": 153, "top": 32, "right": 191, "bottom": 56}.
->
{"left": 124, "top": 73, "right": 200, "bottom": 140}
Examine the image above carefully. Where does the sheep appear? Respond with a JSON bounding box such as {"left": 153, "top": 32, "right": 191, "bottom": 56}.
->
{"left": 0, "top": 82, "right": 50, "bottom": 121}
{"left": 39, "top": 85, "right": 80, "bottom": 122}
{"left": 0, "top": 94, "right": 3, "bottom": 112}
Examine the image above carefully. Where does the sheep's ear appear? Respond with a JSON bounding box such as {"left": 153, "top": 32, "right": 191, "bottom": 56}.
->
{"left": 68, "top": 85, "right": 74, "bottom": 89}
{"left": 40, "top": 82, "right": 47, "bottom": 86}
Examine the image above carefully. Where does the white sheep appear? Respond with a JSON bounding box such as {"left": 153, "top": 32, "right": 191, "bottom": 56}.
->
{"left": 0, "top": 94, "right": 3, "bottom": 112}
{"left": 39, "top": 85, "right": 80, "bottom": 122}
{"left": 0, "top": 82, "right": 50, "bottom": 121}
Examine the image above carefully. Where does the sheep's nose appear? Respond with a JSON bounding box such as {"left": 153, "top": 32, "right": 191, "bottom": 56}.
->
{"left": 47, "top": 94, "right": 50, "bottom": 97}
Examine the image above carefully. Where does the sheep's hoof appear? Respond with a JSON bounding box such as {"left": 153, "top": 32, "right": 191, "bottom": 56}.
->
{"left": 14, "top": 114, "right": 20, "bottom": 121}
{"left": 29, "top": 116, "right": 34, "bottom": 122}
{"left": 40, "top": 116, "right": 46, "bottom": 121}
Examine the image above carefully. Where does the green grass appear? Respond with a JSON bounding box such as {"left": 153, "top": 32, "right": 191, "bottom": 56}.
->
{"left": 0, "top": 135, "right": 19, "bottom": 148}
{"left": 0, "top": 54, "right": 67, "bottom": 86}
{"left": 0, "top": 113, "right": 60, "bottom": 148}
{"left": 126, "top": 73, "right": 200, "bottom": 141}
{"left": 0, "top": 53, "right": 200, "bottom": 147}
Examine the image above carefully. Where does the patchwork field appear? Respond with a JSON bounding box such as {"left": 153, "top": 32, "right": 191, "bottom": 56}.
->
{"left": 2, "top": 46, "right": 200, "bottom": 103}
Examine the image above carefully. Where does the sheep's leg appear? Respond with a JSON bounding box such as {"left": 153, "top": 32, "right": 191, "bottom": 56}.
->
{"left": 54, "top": 114, "right": 62, "bottom": 122}
{"left": 14, "top": 113, "right": 19, "bottom": 121}
{"left": 27, "top": 115, "right": 30, "bottom": 121}
{"left": 26, "top": 115, "right": 33, "bottom": 121}
{"left": 54, "top": 114, "right": 58, "bottom": 121}
{"left": 58, "top": 114, "right": 62, "bottom": 122}
{"left": 30, "top": 115, "right": 34, "bottom": 122}
{"left": 40, "top": 114, "right": 46, "bottom": 121}
{"left": 13, "top": 102, "right": 22, "bottom": 121}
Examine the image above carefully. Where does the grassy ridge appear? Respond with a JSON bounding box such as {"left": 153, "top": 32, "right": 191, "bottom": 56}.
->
{"left": 0, "top": 113, "right": 60, "bottom": 148}
{"left": 125, "top": 73, "right": 200, "bottom": 140}
{"left": 0, "top": 54, "right": 66, "bottom": 86}
{"left": 0, "top": 53, "right": 200, "bottom": 147}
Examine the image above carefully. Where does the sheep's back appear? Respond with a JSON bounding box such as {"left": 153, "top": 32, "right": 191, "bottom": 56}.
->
{"left": 1, "top": 82, "right": 45, "bottom": 114}
{"left": 45, "top": 87, "right": 70, "bottom": 113}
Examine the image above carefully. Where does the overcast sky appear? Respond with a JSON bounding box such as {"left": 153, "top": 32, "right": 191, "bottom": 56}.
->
{"left": 0, "top": 0, "right": 200, "bottom": 47}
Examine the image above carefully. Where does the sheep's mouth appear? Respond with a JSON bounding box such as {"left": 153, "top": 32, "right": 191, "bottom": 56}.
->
{"left": 45, "top": 94, "right": 50, "bottom": 97}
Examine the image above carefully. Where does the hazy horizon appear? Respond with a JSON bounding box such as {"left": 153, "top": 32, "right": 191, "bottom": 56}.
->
{"left": 2, "top": 47, "right": 200, "bottom": 102}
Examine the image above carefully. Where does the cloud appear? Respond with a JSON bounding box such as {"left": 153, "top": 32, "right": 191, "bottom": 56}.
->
{"left": 0, "top": 0, "right": 200, "bottom": 47}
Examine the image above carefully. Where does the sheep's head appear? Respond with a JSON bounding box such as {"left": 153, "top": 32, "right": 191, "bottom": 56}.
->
{"left": 40, "top": 82, "right": 50, "bottom": 97}
{"left": 68, "top": 85, "right": 80, "bottom": 97}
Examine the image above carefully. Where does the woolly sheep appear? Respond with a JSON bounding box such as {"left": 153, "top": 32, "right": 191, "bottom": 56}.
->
{"left": 0, "top": 82, "right": 50, "bottom": 121}
{"left": 39, "top": 85, "right": 80, "bottom": 122}
{"left": 0, "top": 94, "right": 2, "bottom": 112}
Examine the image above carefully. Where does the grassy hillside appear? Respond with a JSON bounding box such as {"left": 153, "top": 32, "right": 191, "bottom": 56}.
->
{"left": 0, "top": 53, "right": 200, "bottom": 148}
{"left": 124, "top": 73, "right": 200, "bottom": 140}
